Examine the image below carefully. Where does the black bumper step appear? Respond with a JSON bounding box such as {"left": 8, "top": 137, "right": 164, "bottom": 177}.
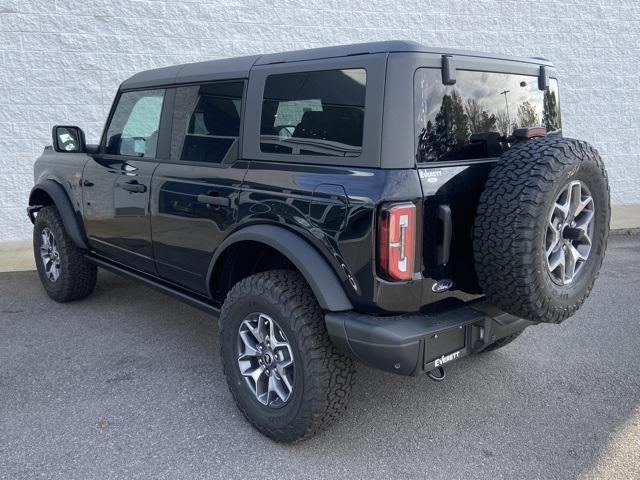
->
{"left": 325, "top": 300, "right": 530, "bottom": 376}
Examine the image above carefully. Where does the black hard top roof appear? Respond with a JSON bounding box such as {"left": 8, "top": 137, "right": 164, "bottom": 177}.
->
{"left": 120, "top": 40, "right": 554, "bottom": 90}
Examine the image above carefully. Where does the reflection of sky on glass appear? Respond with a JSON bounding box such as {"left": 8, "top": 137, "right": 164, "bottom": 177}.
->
{"left": 415, "top": 69, "right": 558, "bottom": 128}
{"left": 108, "top": 90, "right": 164, "bottom": 140}
{"left": 343, "top": 69, "right": 367, "bottom": 86}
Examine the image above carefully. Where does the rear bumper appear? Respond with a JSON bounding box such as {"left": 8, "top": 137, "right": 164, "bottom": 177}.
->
{"left": 325, "top": 300, "right": 531, "bottom": 376}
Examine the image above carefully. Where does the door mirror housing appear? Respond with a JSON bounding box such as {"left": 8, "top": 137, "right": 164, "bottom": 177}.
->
{"left": 52, "top": 125, "right": 86, "bottom": 153}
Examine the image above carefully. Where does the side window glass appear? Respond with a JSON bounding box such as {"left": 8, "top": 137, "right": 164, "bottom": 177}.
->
{"left": 171, "top": 81, "right": 244, "bottom": 164}
{"left": 260, "top": 69, "right": 366, "bottom": 157}
{"left": 105, "top": 89, "right": 165, "bottom": 157}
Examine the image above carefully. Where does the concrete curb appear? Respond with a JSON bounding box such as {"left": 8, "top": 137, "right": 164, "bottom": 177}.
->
{"left": 1, "top": 204, "right": 638, "bottom": 273}
{"left": 0, "top": 240, "right": 35, "bottom": 273}
{"left": 609, "top": 204, "right": 640, "bottom": 231}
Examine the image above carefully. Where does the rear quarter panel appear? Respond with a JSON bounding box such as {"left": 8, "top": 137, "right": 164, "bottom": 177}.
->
{"left": 240, "top": 162, "right": 424, "bottom": 313}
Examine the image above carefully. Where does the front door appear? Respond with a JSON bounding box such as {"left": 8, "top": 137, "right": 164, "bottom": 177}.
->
{"left": 83, "top": 88, "right": 166, "bottom": 274}
{"left": 150, "top": 81, "right": 247, "bottom": 295}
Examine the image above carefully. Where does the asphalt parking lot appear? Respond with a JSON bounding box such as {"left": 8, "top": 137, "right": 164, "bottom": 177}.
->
{"left": 1, "top": 233, "right": 638, "bottom": 480}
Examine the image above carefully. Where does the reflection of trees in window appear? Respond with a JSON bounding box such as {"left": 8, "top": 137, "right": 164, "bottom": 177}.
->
{"left": 543, "top": 89, "right": 560, "bottom": 132}
{"left": 417, "top": 120, "right": 432, "bottom": 161}
{"left": 449, "top": 91, "right": 469, "bottom": 144}
{"left": 417, "top": 90, "right": 470, "bottom": 161}
{"left": 427, "top": 91, "right": 469, "bottom": 147}
{"left": 415, "top": 70, "right": 562, "bottom": 163}
{"left": 516, "top": 101, "right": 540, "bottom": 128}
{"left": 417, "top": 87, "right": 556, "bottom": 162}
{"left": 495, "top": 109, "right": 510, "bottom": 136}
{"left": 465, "top": 98, "right": 497, "bottom": 134}
{"left": 419, "top": 90, "right": 509, "bottom": 161}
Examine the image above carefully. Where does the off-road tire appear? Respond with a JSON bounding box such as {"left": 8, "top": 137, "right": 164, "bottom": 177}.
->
{"left": 219, "top": 270, "right": 354, "bottom": 442}
{"left": 474, "top": 137, "right": 610, "bottom": 324}
{"left": 481, "top": 331, "right": 523, "bottom": 353}
{"left": 33, "top": 206, "right": 97, "bottom": 302}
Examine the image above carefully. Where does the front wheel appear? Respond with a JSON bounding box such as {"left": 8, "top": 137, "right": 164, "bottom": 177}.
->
{"left": 219, "top": 270, "right": 354, "bottom": 442}
{"left": 33, "top": 206, "right": 97, "bottom": 302}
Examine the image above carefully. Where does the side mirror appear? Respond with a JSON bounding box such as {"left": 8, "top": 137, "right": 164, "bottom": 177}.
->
{"left": 52, "top": 125, "right": 86, "bottom": 153}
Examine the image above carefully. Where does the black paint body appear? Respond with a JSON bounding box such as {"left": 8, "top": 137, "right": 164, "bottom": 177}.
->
{"left": 30, "top": 42, "right": 551, "bottom": 374}
{"left": 35, "top": 151, "right": 492, "bottom": 314}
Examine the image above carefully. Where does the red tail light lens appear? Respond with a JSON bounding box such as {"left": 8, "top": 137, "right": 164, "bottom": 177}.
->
{"left": 378, "top": 203, "right": 416, "bottom": 281}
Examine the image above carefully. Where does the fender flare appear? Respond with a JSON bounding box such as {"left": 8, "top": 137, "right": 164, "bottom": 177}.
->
{"left": 209, "top": 224, "right": 353, "bottom": 312}
{"left": 29, "top": 180, "right": 90, "bottom": 250}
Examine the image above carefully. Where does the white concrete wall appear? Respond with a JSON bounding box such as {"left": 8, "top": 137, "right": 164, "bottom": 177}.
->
{"left": 1, "top": 0, "right": 639, "bottom": 242}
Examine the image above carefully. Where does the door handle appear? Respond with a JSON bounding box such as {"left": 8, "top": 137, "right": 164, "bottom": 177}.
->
{"left": 197, "top": 194, "right": 230, "bottom": 207}
{"left": 119, "top": 181, "right": 147, "bottom": 193}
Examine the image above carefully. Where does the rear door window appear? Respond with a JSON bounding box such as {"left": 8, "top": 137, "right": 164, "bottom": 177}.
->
{"left": 105, "top": 89, "right": 165, "bottom": 158}
{"left": 170, "top": 81, "right": 244, "bottom": 164}
{"left": 260, "top": 69, "right": 366, "bottom": 157}
{"left": 414, "top": 69, "right": 561, "bottom": 163}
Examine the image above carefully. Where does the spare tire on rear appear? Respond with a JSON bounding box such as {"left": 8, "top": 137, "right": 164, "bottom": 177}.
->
{"left": 473, "top": 137, "right": 610, "bottom": 324}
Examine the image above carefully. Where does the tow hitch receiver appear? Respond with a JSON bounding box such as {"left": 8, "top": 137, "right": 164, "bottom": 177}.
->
{"left": 427, "top": 366, "right": 446, "bottom": 382}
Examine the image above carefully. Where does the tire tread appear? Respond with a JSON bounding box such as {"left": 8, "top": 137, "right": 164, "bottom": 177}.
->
{"left": 34, "top": 206, "right": 97, "bottom": 302}
{"left": 219, "top": 270, "right": 354, "bottom": 442}
{"left": 473, "top": 137, "right": 610, "bottom": 324}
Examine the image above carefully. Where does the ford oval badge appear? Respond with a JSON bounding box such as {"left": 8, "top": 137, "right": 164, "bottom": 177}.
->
{"left": 432, "top": 279, "right": 453, "bottom": 293}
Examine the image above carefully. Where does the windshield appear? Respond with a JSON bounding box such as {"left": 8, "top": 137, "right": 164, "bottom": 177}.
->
{"left": 414, "top": 69, "right": 561, "bottom": 163}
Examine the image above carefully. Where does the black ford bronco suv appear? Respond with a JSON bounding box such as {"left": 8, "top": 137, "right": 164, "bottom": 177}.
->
{"left": 28, "top": 41, "right": 609, "bottom": 442}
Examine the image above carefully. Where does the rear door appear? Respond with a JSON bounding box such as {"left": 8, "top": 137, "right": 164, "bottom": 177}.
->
{"left": 150, "top": 81, "right": 248, "bottom": 295}
{"left": 411, "top": 58, "right": 561, "bottom": 303}
{"left": 83, "top": 88, "right": 166, "bottom": 273}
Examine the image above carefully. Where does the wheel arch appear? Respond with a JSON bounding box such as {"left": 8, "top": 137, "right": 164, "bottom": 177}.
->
{"left": 208, "top": 224, "right": 353, "bottom": 312}
{"left": 28, "top": 180, "right": 90, "bottom": 250}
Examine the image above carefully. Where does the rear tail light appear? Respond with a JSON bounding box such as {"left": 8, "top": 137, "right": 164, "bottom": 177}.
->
{"left": 378, "top": 202, "right": 416, "bottom": 281}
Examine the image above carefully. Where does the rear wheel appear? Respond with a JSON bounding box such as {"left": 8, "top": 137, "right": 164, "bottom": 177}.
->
{"left": 219, "top": 270, "right": 354, "bottom": 442}
{"left": 33, "top": 206, "right": 97, "bottom": 302}
{"left": 473, "top": 137, "right": 610, "bottom": 324}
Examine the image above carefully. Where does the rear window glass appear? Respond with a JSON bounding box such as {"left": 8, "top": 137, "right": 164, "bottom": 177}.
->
{"left": 414, "top": 69, "right": 561, "bottom": 163}
{"left": 260, "top": 68, "right": 366, "bottom": 157}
